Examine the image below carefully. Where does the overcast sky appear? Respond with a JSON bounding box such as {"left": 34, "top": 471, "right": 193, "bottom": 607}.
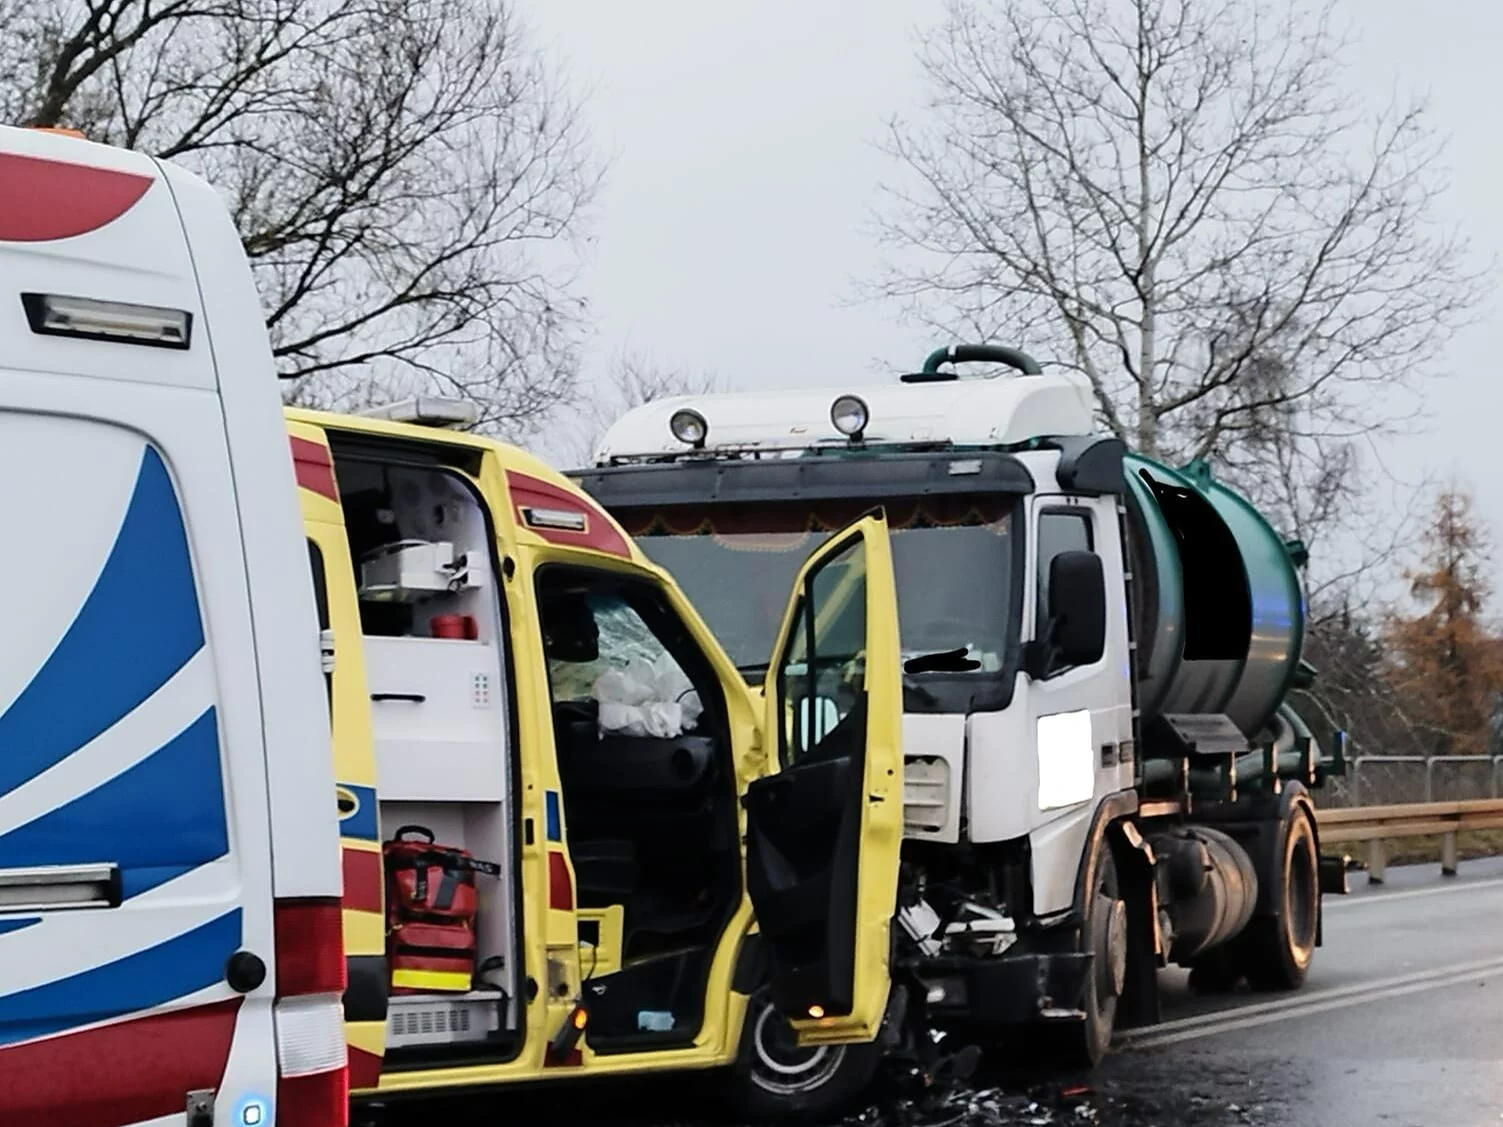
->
{"left": 522, "top": 0, "right": 1503, "bottom": 581}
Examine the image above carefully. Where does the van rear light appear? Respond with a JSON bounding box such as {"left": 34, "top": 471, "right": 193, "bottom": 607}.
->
{"left": 275, "top": 994, "right": 347, "bottom": 1076}
{"left": 276, "top": 1063, "right": 349, "bottom": 1127}
{"left": 274, "top": 896, "right": 348, "bottom": 1125}
{"left": 20, "top": 292, "right": 192, "bottom": 350}
{"left": 274, "top": 897, "right": 346, "bottom": 998}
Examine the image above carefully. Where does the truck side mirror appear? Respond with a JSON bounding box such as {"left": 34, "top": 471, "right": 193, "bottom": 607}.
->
{"left": 1045, "top": 550, "right": 1106, "bottom": 669}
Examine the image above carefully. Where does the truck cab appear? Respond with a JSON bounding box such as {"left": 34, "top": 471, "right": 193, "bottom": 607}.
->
{"left": 576, "top": 344, "right": 1347, "bottom": 1065}
{"left": 0, "top": 127, "right": 344, "bottom": 1123}
{"left": 288, "top": 402, "right": 906, "bottom": 1119}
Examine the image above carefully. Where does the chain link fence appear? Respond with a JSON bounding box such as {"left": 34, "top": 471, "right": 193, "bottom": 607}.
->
{"left": 1320, "top": 755, "right": 1503, "bottom": 808}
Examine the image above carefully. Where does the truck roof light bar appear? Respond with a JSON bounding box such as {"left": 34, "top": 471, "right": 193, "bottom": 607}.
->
{"left": 830, "top": 394, "right": 869, "bottom": 441}
{"left": 669, "top": 408, "right": 708, "bottom": 448}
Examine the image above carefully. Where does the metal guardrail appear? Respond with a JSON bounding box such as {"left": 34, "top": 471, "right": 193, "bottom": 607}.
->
{"left": 1316, "top": 799, "right": 1503, "bottom": 884}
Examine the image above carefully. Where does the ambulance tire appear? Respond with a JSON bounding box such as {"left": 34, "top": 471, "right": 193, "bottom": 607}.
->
{"left": 727, "top": 991, "right": 883, "bottom": 1123}
{"left": 1238, "top": 804, "right": 1320, "bottom": 991}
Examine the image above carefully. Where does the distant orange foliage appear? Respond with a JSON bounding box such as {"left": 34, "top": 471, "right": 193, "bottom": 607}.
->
{"left": 1383, "top": 489, "right": 1503, "bottom": 758}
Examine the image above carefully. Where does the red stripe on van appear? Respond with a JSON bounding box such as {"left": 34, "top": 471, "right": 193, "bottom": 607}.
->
{"left": 341, "top": 847, "right": 383, "bottom": 914}
{"left": 0, "top": 152, "right": 153, "bottom": 242}
{"left": 290, "top": 436, "right": 340, "bottom": 502}
{"left": 506, "top": 470, "right": 631, "bottom": 560}
{"left": 349, "top": 1045, "right": 384, "bottom": 1091}
{"left": 0, "top": 998, "right": 240, "bottom": 1126}
{"left": 547, "top": 850, "right": 574, "bottom": 910}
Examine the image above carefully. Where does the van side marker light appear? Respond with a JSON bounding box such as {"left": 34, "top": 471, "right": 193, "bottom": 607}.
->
{"left": 522, "top": 506, "right": 588, "bottom": 533}
{"left": 21, "top": 292, "right": 192, "bottom": 350}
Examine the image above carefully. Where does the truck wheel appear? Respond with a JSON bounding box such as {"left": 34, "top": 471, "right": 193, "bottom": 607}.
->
{"left": 1240, "top": 805, "right": 1319, "bottom": 990}
{"left": 726, "top": 990, "right": 883, "bottom": 1122}
{"left": 1053, "top": 842, "right": 1125, "bottom": 1068}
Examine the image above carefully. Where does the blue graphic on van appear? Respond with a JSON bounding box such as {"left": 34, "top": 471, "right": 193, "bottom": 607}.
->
{"left": 337, "top": 782, "right": 379, "bottom": 843}
{"left": 545, "top": 791, "right": 562, "bottom": 842}
{"left": 0, "top": 909, "right": 241, "bottom": 1048}
{"left": 0, "top": 445, "right": 205, "bottom": 798}
{"left": 0, "top": 709, "right": 226, "bottom": 899}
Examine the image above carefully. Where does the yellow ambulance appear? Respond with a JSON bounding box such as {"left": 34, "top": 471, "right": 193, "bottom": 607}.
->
{"left": 287, "top": 399, "right": 905, "bottom": 1120}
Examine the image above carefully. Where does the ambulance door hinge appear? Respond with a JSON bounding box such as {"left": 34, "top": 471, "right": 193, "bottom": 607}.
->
{"left": 185, "top": 1090, "right": 215, "bottom": 1127}
{"left": 319, "top": 627, "right": 336, "bottom": 674}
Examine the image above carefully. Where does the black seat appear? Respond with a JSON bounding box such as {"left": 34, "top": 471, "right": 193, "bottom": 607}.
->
{"left": 572, "top": 839, "right": 639, "bottom": 906}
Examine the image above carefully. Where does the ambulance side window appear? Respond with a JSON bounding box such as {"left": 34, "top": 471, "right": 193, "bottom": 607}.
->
{"left": 537, "top": 569, "right": 708, "bottom": 735}
{"left": 307, "top": 539, "right": 332, "bottom": 721}
{"left": 777, "top": 535, "right": 868, "bottom": 766}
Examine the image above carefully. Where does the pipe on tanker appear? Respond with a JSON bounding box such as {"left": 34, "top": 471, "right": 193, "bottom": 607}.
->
{"left": 1153, "top": 826, "right": 1259, "bottom": 964}
{"left": 920, "top": 343, "right": 1044, "bottom": 376}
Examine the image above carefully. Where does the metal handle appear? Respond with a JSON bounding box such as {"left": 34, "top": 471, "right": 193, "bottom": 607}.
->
{"left": 371, "top": 692, "right": 427, "bottom": 703}
{"left": 0, "top": 863, "right": 119, "bottom": 912}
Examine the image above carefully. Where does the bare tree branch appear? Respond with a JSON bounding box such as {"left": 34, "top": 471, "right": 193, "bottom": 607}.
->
{"left": 869, "top": 0, "right": 1487, "bottom": 554}
{"left": 0, "top": 0, "right": 600, "bottom": 435}
{"left": 548, "top": 348, "right": 727, "bottom": 469}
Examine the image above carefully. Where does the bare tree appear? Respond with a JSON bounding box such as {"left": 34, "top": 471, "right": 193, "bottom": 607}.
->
{"left": 1, "top": 0, "right": 598, "bottom": 433}
{"left": 550, "top": 348, "right": 725, "bottom": 468}
{"left": 873, "top": 0, "right": 1485, "bottom": 546}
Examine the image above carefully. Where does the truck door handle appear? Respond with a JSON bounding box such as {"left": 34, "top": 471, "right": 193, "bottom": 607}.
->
{"left": 371, "top": 692, "right": 427, "bottom": 703}
{"left": 0, "top": 863, "right": 119, "bottom": 911}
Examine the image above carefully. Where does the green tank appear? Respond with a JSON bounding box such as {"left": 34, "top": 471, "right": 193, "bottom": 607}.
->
{"left": 1121, "top": 454, "right": 1307, "bottom": 742}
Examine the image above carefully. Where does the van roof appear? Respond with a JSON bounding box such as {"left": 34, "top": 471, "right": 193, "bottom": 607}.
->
{"left": 0, "top": 125, "right": 219, "bottom": 392}
{"left": 285, "top": 406, "right": 650, "bottom": 566}
{"left": 0, "top": 125, "right": 162, "bottom": 242}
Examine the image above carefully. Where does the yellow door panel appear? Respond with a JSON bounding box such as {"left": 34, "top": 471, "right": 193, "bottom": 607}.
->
{"left": 744, "top": 513, "right": 903, "bottom": 1044}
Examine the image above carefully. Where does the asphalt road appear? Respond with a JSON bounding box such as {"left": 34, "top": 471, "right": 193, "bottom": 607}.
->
{"left": 1089, "top": 855, "right": 1503, "bottom": 1127}
{"left": 398, "top": 858, "right": 1503, "bottom": 1127}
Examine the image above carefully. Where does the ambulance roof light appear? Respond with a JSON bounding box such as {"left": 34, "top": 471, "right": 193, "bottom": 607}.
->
{"left": 357, "top": 395, "right": 478, "bottom": 429}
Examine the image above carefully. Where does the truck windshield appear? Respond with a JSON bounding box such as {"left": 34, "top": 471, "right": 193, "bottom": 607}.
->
{"left": 618, "top": 496, "right": 1017, "bottom": 678}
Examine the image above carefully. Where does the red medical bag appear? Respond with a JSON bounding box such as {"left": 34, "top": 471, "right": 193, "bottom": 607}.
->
{"left": 383, "top": 825, "right": 500, "bottom": 993}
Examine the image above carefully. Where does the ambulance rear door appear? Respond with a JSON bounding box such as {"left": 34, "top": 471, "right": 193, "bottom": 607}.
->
{"left": 0, "top": 127, "right": 338, "bottom": 1124}
{"left": 290, "top": 417, "right": 389, "bottom": 1093}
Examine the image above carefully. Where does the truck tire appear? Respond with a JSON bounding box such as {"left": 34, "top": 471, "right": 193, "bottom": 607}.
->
{"left": 1239, "top": 804, "right": 1319, "bottom": 991}
{"left": 725, "top": 990, "right": 883, "bottom": 1122}
{"left": 1052, "top": 841, "right": 1125, "bottom": 1068}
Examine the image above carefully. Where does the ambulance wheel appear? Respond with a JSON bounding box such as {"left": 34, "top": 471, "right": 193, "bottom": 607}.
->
{"left": 728, "top": 991, "right": 882, "bottom": 1122}
{"left": 1050, "top": 842, "right": 1124, "bottom": 1069}
{"left": 1239, "top": 805, "right": 1319, "bottom": 991}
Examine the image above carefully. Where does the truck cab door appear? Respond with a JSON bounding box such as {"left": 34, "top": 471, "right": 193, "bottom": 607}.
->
{"left": 742, "top": 514, "right": 903, "bottom": 1044}
{"left": 1023, "top": 496, "right": 1135, "bottom": 916}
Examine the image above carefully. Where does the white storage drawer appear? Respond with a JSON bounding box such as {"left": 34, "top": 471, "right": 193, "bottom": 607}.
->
{"left": 365, "top": 635, "right": 507, "bottom": 801}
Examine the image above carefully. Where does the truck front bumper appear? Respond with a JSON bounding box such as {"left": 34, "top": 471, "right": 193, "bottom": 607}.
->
{"left": 913, "top": 951, "right": 1093, "bottom": 1029}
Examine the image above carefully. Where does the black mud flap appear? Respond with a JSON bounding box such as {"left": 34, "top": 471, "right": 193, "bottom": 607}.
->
{"left": 1319, "top": 853, "right": 1349, "bottom": 896}
{"left": 1113, "top": 823, "right": 1162, "bottom": 1030}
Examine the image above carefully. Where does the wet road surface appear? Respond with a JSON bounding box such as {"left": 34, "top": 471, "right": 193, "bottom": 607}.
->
{"left": 401, "top": 858, "right": 1503, "bottom": 1127}
{"left": 1088, "top": 855, "right": 1503, "bottom": 1127}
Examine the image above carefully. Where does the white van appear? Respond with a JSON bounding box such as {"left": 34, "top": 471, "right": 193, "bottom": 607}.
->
{"left": 0, "top": 126, "right": 346, "bottom": 1126}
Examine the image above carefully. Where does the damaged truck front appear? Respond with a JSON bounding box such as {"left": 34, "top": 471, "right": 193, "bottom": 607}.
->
{"left": 573, "top": 343, "right": 1348, "bottom": 1072}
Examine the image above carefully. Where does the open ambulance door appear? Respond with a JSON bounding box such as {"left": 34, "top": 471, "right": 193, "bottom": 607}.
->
{"left": 743, "top": 513, "right": 904, "bottom": 1045}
